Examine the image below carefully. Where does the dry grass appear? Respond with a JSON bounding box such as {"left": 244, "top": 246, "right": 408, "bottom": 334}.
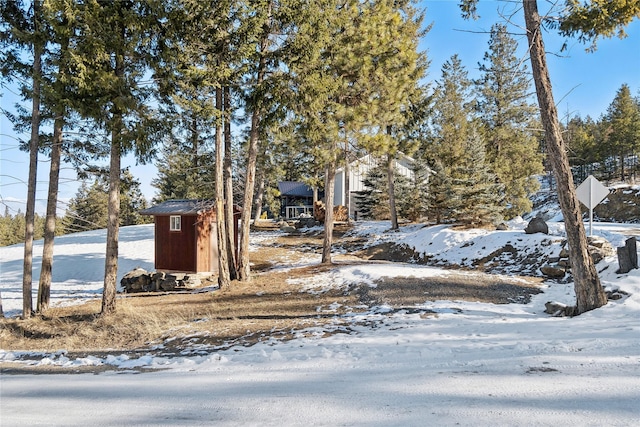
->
{"left": 0, "top": 239, "right": 361, "bottom": 357}
{"left": 0, "top": 226, "right": 542, "bottom": 367}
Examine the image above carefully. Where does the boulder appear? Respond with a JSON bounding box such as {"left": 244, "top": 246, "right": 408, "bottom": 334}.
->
{"left": 525, "top": 217, "right": 548, "bottom": 235}
{"left": 540, "top": 265, "right": 566, "bottom": 278}
{"left": 120, "top": 268, "right": 152, "bottom": 293}
{"left": 544, "top": 301, "right": 576, "bottom": 317}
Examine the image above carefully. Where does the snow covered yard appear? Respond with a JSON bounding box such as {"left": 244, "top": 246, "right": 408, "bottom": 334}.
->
{"left": 1, "top": 220, "right": 640, "bottom": 426}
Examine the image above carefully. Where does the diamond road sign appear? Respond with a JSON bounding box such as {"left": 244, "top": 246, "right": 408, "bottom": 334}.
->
{"left": 576, "top": 175, "right": 609, "bottom": 209}
{"left": 576, "top": 175, "right": 609, "bottom": 236}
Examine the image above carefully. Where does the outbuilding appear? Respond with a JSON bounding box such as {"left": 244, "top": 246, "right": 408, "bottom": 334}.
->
{"left": 140, "top": 199, "right": 240, "bottom": 274}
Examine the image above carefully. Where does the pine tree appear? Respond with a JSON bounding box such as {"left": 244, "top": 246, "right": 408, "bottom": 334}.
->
{"left": 602, "top": 84, "right": 640, "bottom": 181}
{"left": 279, "top": 0, "right": 349, "bottom": 264}
{"left": 475, "top": 23, "right": 543, "bottom": 218}
{"left": 152, "top": 139, "right": 214, "bottom": 202}
{"left": 68, "top": 0, "right": 164, "bottom": 315}
{"left": 355, "top": 160, "right": 415, "bottom": 221}
{"left": 352, "top": 0, "right": 427, "bottom": 230}
{"left": 62, "top": 172, "right": 149, "bottom": 234}
{"left": 520, "top": 0, "right": 608, "bottom": 314}
{"left": 401, "top": 158, "right": 431, "bottom": 223}
{"left": 37, "top": 0, "right": 77, "bottom": 313}
{"left": 429, "top": 55, "right": 475, "bottom": 223}
{"left": 0, "top": 0, "right": 46, "bottom": 318}
{"left": 450, "top": 129, "right": 504, "bottom": 227}
{"left": 426, "top": 159, "right": 453, "bottom": 224}
{"left": 430, "top": 55, "right": 474, "bottom": 171}
{"left": 62, "top": 180, "right": 109, "bottom": 233}
{"left": 355, "top": 163, "right": 391, "bottom": 220}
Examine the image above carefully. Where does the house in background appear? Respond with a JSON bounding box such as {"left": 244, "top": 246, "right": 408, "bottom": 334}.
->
{"left": 140, "top": 199, "right": 240, "bottom": 274}
{"left": 278, "top": 181, "right": 318, "bottom": 219}
{"left": 334, "top": 153, "right": 416, "bottom": 218}
{"left": 278, "top": 154, "right": 422, "bottom": 220}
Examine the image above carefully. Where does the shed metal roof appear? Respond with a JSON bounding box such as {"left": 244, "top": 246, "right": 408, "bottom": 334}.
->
{"left": 140, "top": 199, "right": 216, "bottom": 216}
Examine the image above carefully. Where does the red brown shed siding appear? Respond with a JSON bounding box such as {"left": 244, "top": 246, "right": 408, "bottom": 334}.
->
{"left": 154, "top": 214, "right": 199, "bottom": 272}
{"left": 140, "top": 200, "right": 240, "bottom": 274}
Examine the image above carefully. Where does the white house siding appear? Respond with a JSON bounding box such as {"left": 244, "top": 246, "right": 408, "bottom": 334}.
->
{"left": 333, "top": 154, "right": 415, "bottom": 216}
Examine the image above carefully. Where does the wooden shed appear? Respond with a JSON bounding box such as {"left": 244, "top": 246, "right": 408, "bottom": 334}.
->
{"left": 140, "top": 199, "right": 240, "bottom": 274}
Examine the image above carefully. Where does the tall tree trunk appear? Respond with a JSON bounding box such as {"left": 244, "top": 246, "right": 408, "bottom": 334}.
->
{"left": 321, "top": 142, "right": 337, "bottom": 264}
{"left": 216, "top": 87, "right": 231, "bottom": 287}
{"left": 101, "top": 31, "right": 125, "bottom": 315}
{"left": 523, "top": 0, "right": 607, "bottom": 314}
{"left": 22, "top": 0, "right": 43, "bottom": 319}
{"left": 37, "top": 21, "right": 69, "bottom": 313}
{"left": 387, "top": 153, "right": 399, "bottom": 231}
{"left": 344, "top": 140, "right": 350, "bottom": 222}
{"left": 238, "top": 7, "right": 271, "bottom": 281}
{"left": 37, "top": 115, "right": 63, "bottom": 313}
{"left": 253, "top": 172, "right": 265, "bottom": 223}
{"left": 101, "top": 120, "right": 121, "bottom": 315}
{"left": 223, "top": 86, "right": 237, "bottom": 280}
{"left": 237, "top": 104, "right": 261, "bottom": 281}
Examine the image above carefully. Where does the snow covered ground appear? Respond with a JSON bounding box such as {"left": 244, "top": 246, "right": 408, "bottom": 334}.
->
{"left": 1, "top": 219, "right": 640, "bottom": 426}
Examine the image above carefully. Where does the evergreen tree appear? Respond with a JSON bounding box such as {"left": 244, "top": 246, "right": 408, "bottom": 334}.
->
{"left": 475, "top": 23, "right": 543, "bottom": 218}
{"left": 430, "top": 55, "right": 474, "bottom": 171}
{"left": 602, "top": 84, "right": 640, "bottom": 181}
{"left": 450, "top": 129, "right": 504, "bottom": 227}
{"left": 68, "top": 0, "right": 164, "bottom": 314}
{"left": 519, "top": 0, "right": 609, "bottom": 314}
{"left": 429, "top": 55, "right": 475, "bottom": 223}
{"left": 284, "top": 0, "right": 349, "bottom": 264}
{"left": 426, "top": 158, "right": 454, "bottom": 224}
{"left": 62, "top": 180, "right": 109, "bottom": 233}
{"left": 119, "top": 169, "right": 150, "bottom": 227}
{"left": 37, "top": 0, "right": 78, "bottom": 313}
{"left": 565, "top": 115, "right": 603, "bottom": 181}
{"left": 0, "top": 208, "right": 45, "bottom": 246}
{"left": 152, "top": 138, "right": 214, "bottom": 202}
{"left": 401, "top": 158, "right": 431, "bottom": 223}
{"left": 355, "top": 163, "right": 392, "bottom": 220}
{"left": 353, "top": 0, "right": 427, "bottom": 230}
{"left": 0, "top": 0, "right": 46, "bottom": 318}
{"left": 62, "top": 171, "right": 149, "bottom": 234}
{"left": 355, "top": 160, "right": 416, "bottom": 222}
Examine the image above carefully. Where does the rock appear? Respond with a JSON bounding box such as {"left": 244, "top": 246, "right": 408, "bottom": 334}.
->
{"left": 525, "top": 217, "right": 548, "bottom": 235}
{"left": 158, "top": 274, "right": 178, "bottom": 291}
{"left": 496, "top": 222, "right": 509, "bottom": 231}
{"left": 120, "top": 268, "right": 152, "bottom": 293}
{"left": 544, "top": 301, "right": 576, "bottom": 316}
{"left": 281, "top": 225, "right": 299, "bottom": 234}
{"left": 540, "top": 265, "right": 565, "bottom": 278}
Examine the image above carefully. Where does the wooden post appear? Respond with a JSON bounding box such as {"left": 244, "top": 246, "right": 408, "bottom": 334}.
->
{"left": 626, "top": 237, "right": 638, "bottom": 269}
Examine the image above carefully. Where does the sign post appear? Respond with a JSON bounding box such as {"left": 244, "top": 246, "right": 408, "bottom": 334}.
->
{"left": 575, "top": 175, "right": 609, "bottom": 236}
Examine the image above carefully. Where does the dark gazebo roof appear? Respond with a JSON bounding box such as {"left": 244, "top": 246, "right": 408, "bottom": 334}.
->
{"left": 140, "top": 199, "right": 216, "bottom": 216}
{"left": 278, "top": 181, "right": 313, "bottom": 197}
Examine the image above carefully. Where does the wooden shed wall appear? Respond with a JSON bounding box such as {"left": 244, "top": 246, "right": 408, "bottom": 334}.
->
{"left": 154, "top": 215, "right": 197, "bottom": 272}
{"left": 195, "top": 211, "right": 218, "bottom": 274}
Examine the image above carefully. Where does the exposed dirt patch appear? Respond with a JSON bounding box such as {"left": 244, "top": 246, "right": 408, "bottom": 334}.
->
{"left": 364, "top": 275, "right": 541, "bottom": 307}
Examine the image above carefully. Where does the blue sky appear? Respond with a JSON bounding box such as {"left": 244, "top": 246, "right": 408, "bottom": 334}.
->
{"left": 1, "top": 0, "right": 639, "bottom": 215}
